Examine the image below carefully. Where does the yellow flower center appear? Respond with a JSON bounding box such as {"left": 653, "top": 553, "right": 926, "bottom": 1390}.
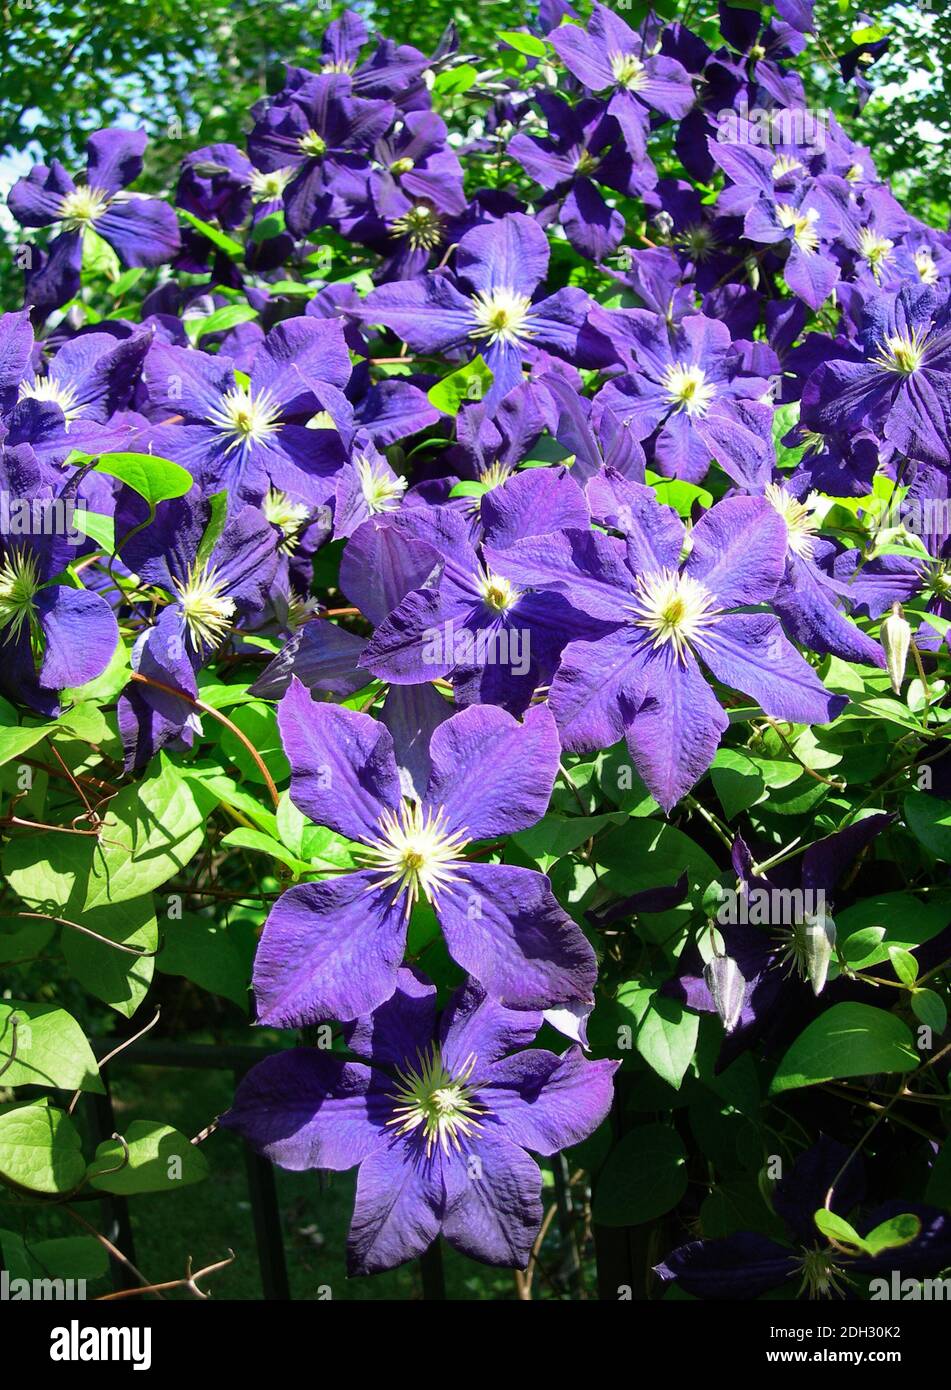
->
{"left": 263, "top": 488, "right": 311, "bottom": 553}
{"left": 873, "top": 327, "right": 929, "bottom": 377}
{"left": 662, "top": 363, "right": 716, "bottom": 418}
{"left": 469, "top": 288, "right": 535, "bottom": 348}
{"left": 361, "top": 800, "right": 469, "bottom": 910}
{"left": 609, "top": 51, "right": 647, "bottom": 89}
{"left": 777, "top": 203, "right": 820, "bottom": 254}
{"left": 208, "top": 384, "right": 283, "bottom": 450}
{"left": 356, "top": 454, "right": 407, "bottom": 514}
{"left": 913, "top": 247, "right": 939, "bottom": 285}
{"left": 172, "top": 561, "right": 236, "bottom": 651}
{"left": 391, "top": 203, "right": 444, "bottom": 251}
{"left": 386, "top": 1047, "right": 486, "bottom": 1156}
{"left": 765, "top": 483, "right": 819, "bottom": 560}
{"left": 18, "top": 375, "right": 84, "bottom": 424}
{"left": 630, "top": 568, "right": 718, "bottom": 663}
{"left": 479, "top": 570, "right": 520, "bottom": 612}
{"left": 298, "top": 130, "right": 327, "bottom": 158}
{"left": 57, "top": 184, "right": 110, "bottom": 229}
{"left": 857, "top": 226, "right": 894, "bottom": 276}
{"left": 250, "top": 167, "right": 294, "bottom": 201}
{"left": 0, "top": 548, "right": 42, "bottom": 647}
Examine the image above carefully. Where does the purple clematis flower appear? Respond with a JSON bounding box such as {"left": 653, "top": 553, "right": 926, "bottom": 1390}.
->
{"left": 248, "top": 72, "right": 395, "bottom": 238}
{"left": 508, "top": 93, "right": 656, "bottom": 261}
{"left": 657, "top": 1135, "right": 951, "bottom": 1299}
{"left": 584, "top": 308, "right": 775, "bottom": 487}
{"left": 801, "top": 285, "right": 951, "bottom": 470}
{"left": 358, "top": 481, "right": 601, "bottom": 714}
{"left": 9, "top": 128, "right": 180, "bottom": 315}
{"left": 252, "top": 685, "right": 598, "bottom": 1025}
{"left": 741, "top": 174, "right": 848, "bottom": 310}
{"left": 0, "top": 446, "right": 118, "bottom": 714}
{"left": 547, "top": 3, "right": 694, "bottom": 160}
{"left": 115, "top": 488, "right": 280, "bottom": 767}
{"left": 485, "top": 480, "right": 844, "bottom": 812}
{"left": 222, "top": 967, "right": 617, "bottom": 1273}
{"left": 353, "top": 212, "right": 592, "bottom": 408}
{"left": 142, "top": 316, "right": 352, "bottom": 504}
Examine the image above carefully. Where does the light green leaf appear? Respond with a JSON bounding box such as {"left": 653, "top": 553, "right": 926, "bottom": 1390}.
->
{"left": 0, "top": 1102, "right": 86, "bottom": 1195}
{"left": 87, "top": 1120, "right": 209, "bottom": 1194}
{"left": 636, "top": 997, "right": 698, "bottom": 1091}
{"left": 427, "top": 355, "right": 494, "bottom": 414}
{"left": 770, "top": 1003, "right": 920, "bottom": 1094}
{"left": 91, "top": 452, "right": 192, "bottom": 508}
{"left": 0, "top": 1002, "right": 103, "bottom": 1093}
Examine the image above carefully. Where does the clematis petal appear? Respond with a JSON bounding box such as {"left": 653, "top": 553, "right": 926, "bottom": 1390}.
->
{"left": 220, "top": 1051, "right": 388, "bottom": 1171}
{"left": 699, "top": 612, "right": 846, "bottom": 724}
{"left": 440, "top": 1133, "right": 543, "bottom": 1269}
{"left": 277, "top": 678, "right": 401, "bottom": 840}
{"left": 424, "top": 703, "right": 562, "bottom": 840}
{"left": 480, "top": 1046, "right": 618, "bottom": 1155}
{"left": 435, "top": 861, "right": 597, "bottom": 1012}
{"left": 252, "top": 871, "right": 407, "bottom": 1026}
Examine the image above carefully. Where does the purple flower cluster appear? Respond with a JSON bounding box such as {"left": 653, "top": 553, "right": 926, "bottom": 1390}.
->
{"left": 6, "top": 0, "right": 951, "bottom": 1288}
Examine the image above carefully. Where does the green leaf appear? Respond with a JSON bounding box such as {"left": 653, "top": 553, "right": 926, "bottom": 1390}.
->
{"left": 84, "top": 757, "right": 215, "bottom": 908}
{"left": 513, "top": 811, "right": 625, "bottom": 870}
{"left": 0, "top": 1002, "right": 103, "bottom": 1093}
{"left": 91, "top": 452, "right": 192, "bottom": 508}
{"left": 911, "top": 988, "right": 947, "bottom": 1034}
{"left": 87, "top": 1120, "right": 209, "bottom": 1194}
{"left": 433, "top": 63, "right": 479, "bottom": 96}
{"left": 188, "top": 303, "right": 258, "bottom": 343}
{"left": 220, "top": 826, "right": 313, "bottom": 874}
{"left": 888, "top": 945, "right": 919, "bottom": 986}
{"left": 194, "top": 490, "right": 230, "bottom": 568}
{"left": 0, "top": 1231, "right": 108, "bottom": 1283}
{"left": 180, "top": 209, "right": 244, "bottom": 258}
{"left": 427, "top": 355, "right": 494, "bottom": 414}
{"left": 863, "top": 1212, "right": 921, "bottom": 1256}
{"left": 711, "top": 748, "right": 765, "bottom": 819}
{"left": 61, "top": 895, "right": 157, "bottom": 1018}
{"left": 904, "top": 791, "right": 951, "bottom": 860}
{"left": 71, "top": 509, "right": 115, "bottom": 552}
{"left": 814, "top": 1209, "right": 866, "bottom": 1250}
{"left": 498, "top": 29, "right": 547, "bottom": 56}
{"left": 770, "top": 1003, "right": 920, "bottom": 1094}
{"left": 636, "top": 997, "right": 698, "bottom": 1091}
{"left": 0, "top": 716, "right": 54, "bottom": 767}
{"left": 157, "top": 910, "right": 255, "bottom": 1009}
{"left": 838, "top": 893, "right": 951, "bottom": 968}
{"left": 592, "top": 1125, "right": 688, "bottom": 1226}
{"left": 0, "top": 1101, "right": 86, "bottom": 1195}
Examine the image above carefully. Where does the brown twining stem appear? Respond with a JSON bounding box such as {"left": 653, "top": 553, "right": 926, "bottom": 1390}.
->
{"left": 67, "top": 1008, "right": 161, "bottom": 1117}
{"left": 13, "top": 911, "right": 160, "bottom": 957}
{"left": 65, "top": 1205, "right": 162, "bottom": 1298}
{"left": 96, "top": 1250, "right": 236, "bottom": 1301}
{"left": 21, "top": 755, "right": 119, "bottom": 797}
{"left": 129, "top": 671, "right": 280, "bottom": 808}
{"left": 323, "top": 606, "right": 361, "bottom": 618}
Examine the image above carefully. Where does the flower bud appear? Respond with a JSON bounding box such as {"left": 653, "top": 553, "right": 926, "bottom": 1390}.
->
{"left": 703, "top": 954, "right": 746, "bottom": 1033}
{"left": 881, "top": 601, "right": 912, "bottom": 695}
{"left": 799, "top": 911, "right": 836, "bottom": 996}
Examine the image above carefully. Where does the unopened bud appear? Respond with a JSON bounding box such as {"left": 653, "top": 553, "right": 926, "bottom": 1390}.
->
{"left": 800, "top": 912, "right": 836, "bottom": 996}
{"left": 881, "top": 601, "right": 912, "bottom": 695}
{"left": 703, "top": 955, "right": 746, "bottom": 1033}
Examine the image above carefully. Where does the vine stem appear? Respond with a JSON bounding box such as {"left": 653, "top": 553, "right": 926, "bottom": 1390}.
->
{"left": 129, "top": 671, "right": 280, "bottom": 809}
